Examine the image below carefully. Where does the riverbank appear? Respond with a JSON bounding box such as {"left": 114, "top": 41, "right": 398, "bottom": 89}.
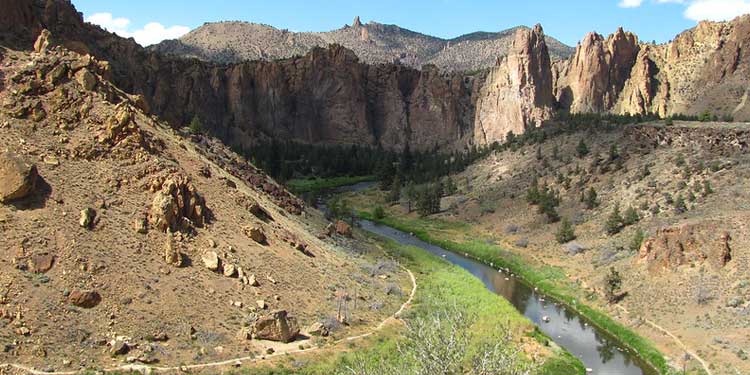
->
{"left": 345, "top": 194, "right": 669, "bottom": 374}
{"left": 286, "top": 175, "right": 375, "bottom": 194}
{"left": 234, "top": 235, "right": 584, "bottom": 375}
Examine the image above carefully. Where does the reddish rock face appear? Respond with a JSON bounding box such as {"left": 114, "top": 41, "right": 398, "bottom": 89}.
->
{"left": 638, "top": 223, "right": 732, "bottom": 271}
{"left": 474, "top": 24, "right": 555, "bottom": 145}
{"left": 555, "top": 28, "right": 640, "bottom": 113}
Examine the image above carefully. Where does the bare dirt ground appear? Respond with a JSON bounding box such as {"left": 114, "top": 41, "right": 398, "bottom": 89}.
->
{"left": 0, "top": 45, "right": 409, "bottom": 373}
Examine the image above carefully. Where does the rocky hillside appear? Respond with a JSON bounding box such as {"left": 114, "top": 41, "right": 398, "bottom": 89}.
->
{"left": 150, "top": 17, "right": 575, "bottom": 71}
{"left": 0, "top": 32, "right": 408, "bottom": 372}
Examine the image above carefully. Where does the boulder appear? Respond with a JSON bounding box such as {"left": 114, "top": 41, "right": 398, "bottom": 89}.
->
{"left": 202, "top": 251, "right": 220, "bottom": 271}
{"left": 110, "top": 340, "right": 129, "bottom": 356}
{"left": 34, "top": 29, "right": 51, "bottom": 53}
{"left": 253, "top": 310, "right": 300, "bottom": 343}
{"left": 79, "top": 208, "right": 96, "bottom": 229}
{"left": 306, "top": 322, "right": 329, "bottom": 337}
{"left": 325, "top": 223, "right": 336, "bottom": 237}
{"left": 0, "top": 153, "right": 38, "bottom": 203}
{"left": 244, "top": 226, "right": 267, "bottom": 244}
{"left": 223, "top": 264, "right": 237, "bottom": 278}
{"left": 564, "top": 242, "right": 587, "bottom": 256}
{"left": 248, "top": 274, "right": 259, "bottom": 287}
{"left": 164, "top": 234, "right": 184, "bottom": 267}
{"left": 28, "top": 254, "right": 54, "bottom": 273}
{"left": 75, "top": 68, "right": 97, "bottom": 91}
{"left": 68, "top": 290, "right": 101, "bottom": 308}
{"left": 335, "top": 220, "right": 352, "bottom": 237}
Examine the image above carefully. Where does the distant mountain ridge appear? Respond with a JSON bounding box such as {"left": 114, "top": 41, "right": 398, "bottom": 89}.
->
{"left": 150, "top": 17, "right": 574, "bottom": 71}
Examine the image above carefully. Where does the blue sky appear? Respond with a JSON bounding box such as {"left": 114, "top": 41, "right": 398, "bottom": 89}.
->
{"left": 71, "top": 0, "right": 750, "bottom": 46}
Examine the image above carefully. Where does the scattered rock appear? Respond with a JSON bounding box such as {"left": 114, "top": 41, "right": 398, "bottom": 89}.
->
{"left": 335, "top": 220, "right": 352, "bottom": 237}
{"left": 564, "top": 242, "right": 587, "bottom": 256}
{"left": 68, "top": 290, "right": 101, "bottom": 308}
{"left": 253, "top": 310, "right": 300, "bottom": 343}
{"left": 306, "top": 322, "right": 329, "bottom": 337}
{"left": 237, "top": 327, "right": 252, "bottom": 340}
{"left": 29, "top": 254, "right": 55, "bottom": 273}
{"left": 202, "top": 251, "right": 220, "bottom": 271}
{"left": 75, "top": 68, "right": 97, "bottom": 91}
{"left": 79, "top": 208, "right": 96, "bottom": 229}
{"left": 133, "top": 216, "right": 148, "bottom": 234}
{"left": 223, "top": 263, "right": 237, "bottom": 278}
{"left": 110, "top": 340, "right": 129, "bottom": 356}
{"left": 248, "top": 274, "right": 259, "bottom": 287}
{"left": 256, "top": 300, "right": 267, "bottom": 310}
{"left": 727, "top": 297, "right": 745, "bottom": 308}
{"left": 244, "top": 226, "right": 267, "bottom": 244}
{"left": 164, "top": 234, "right": 184, "bottom": 267}
{"left": 0, "top": 152, "right": 38, "bottom": 203}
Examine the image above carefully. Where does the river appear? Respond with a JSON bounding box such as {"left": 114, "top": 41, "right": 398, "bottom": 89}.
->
{"left": 322, "top": 182, "right": 656, "bottom": 375}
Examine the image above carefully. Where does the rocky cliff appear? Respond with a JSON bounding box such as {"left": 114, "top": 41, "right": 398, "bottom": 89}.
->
{"left": 474, "top": 25, "right": 555, "bottom": 144}
{"left": 2, "top": 0, "right": 749, "bottom": 152}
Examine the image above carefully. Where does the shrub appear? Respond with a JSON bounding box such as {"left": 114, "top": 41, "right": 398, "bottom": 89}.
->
{"left": 623, "top": 206, "right": 640, "bottom": 226}
{"left": 584, "top": 187, "right": 599, "bottom": 209}
{"left": 629, "top": 229, "right": 646, "bottom": 252}
{"left": 555, "top": 218, "right": 576, "bottom": 244}
{"left": 189, "top": 115, "right": 203, "bottom": 134}
{"left": 664, "top": 117, "right": 674, "bottom": 126}
{"left": 373, "top": 206, "right": 386, "bottom": 220}
{"left": 674, "top": 195, "right": 688, "bottom": 213}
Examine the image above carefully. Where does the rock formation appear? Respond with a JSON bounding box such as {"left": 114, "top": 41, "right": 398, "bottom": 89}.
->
{"left": 252, "top": 310, "right": 300, "bottom": 343}
{"left": 474, "top": 25, "right": 555, "bottom": 144}
{"left": 638, "top": 223, "right": 732, "bottom": 271}
{"left": 554, "top": 28, "right": 640, "bottom": 113}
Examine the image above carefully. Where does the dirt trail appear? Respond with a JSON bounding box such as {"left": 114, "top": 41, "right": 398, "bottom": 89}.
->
{"left": 0, "top": 267, "right": 417, "bottom": 375}
{"left": 615, "top": 305, "right": 713, "bottom": 375}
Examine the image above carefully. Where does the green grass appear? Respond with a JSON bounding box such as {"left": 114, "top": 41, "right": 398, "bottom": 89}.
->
{"left": 238, "top": 237, "right": 584, "bottom": 375}
{"left": 286, "top": 175, "right": 375, "bottom": 194}
{"left": 358, "top": 209, "right": 669, "bottom": 375}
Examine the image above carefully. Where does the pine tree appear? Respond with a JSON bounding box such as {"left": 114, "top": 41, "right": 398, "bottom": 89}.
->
{"left": 604, "top": 267, "right": 623, "bottom": 303}
{"left": 605, "top": 204, "right": 624, "bottom": 235}
{"left": 388, "top": 174, "right": 402, "bottom": 203}
{"left": 629, "top": 229, "right": 646, "bottom": 252}
{"left": 584, "top": 187, "right": 598, "bottom": 209}
{"left": 555, "top": 218, "right": 576, "bottom": 244}
{"left": 189, "top": 115, "right": 203, "bottom": 134}
{"left": 576, "top": 139, "right": 590, "bottom": 158}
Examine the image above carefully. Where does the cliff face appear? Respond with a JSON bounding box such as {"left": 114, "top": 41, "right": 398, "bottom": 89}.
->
{"left": 554, "top": 28, "right": 640, "bottom": 113}
{"left": 474, "top": 25, "right": 555, "bottom": 144}
{"left": 2, "top": 0, "right": 750, "bottom": 153}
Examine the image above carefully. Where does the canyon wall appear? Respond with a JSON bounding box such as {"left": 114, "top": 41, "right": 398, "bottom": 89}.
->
{"left": 2, "top": 0, "right": 750, "bottom": 151}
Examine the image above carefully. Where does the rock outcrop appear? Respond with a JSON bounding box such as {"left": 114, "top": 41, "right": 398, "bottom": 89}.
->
{"left": 638, "top": 223, "right": 732, "bottom": 271}
{"left": 554, "top": 28, "right": 640, "bottom": 113}
{"left": 474, "top": 25, "right": 555, "bottom": 144}
{"left": 148, "top": 175, "right": 207, "bottom": 233}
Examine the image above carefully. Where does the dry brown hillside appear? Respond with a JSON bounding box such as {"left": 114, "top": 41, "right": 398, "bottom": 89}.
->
{"left": 150, "top": 18, "right": 574, "bottom": 71}
{"left": 446, "top": 121, "right": 750, "bottom": 374}
{"left": 0, "top": 35, "right": 408, "bottom": 373}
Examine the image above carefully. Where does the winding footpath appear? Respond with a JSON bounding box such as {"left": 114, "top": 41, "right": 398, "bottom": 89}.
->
{"left": 0, "top": 267, "right": 417, "bottom": 375}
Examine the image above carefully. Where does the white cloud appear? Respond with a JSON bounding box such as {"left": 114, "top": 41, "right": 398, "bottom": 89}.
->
{"left": 619, "top": 0, "right": 750, "bottom": 22}
{"left": 684, "top": 0, "right": 750, "bottom": 21}
{"left": 85, "top": 12, "right": 189, "bottom": 46}
{"left": 619, "top": 0, "right": 644, "bottom": 7}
